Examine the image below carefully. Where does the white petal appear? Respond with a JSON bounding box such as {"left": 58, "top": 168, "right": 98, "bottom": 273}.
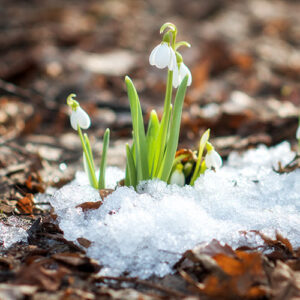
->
{"left": 180, "top": 63, "right": 192, "bottom": 86}
{"left": 296, "top": 126, "right": 300, "bottom": 139}
{"left": 149, "top": 44, "right": 159, "bottom": 66}
{"left": 168, "top": 48, "right": 177, "bottom": 71}
{"left": 70, "top": 111, "right": 78, "bottom": 130}
{"left": 170, "top": 170, "right": 185, "bottom": 186}
{"left": 172, "top": 62, "right": 180, "bottom": 88}
{"left": 205, "top": 150, "right": 222, "bottom": 169}
{"left": 155, "top": 43, "right": 171, "bottom": 69}
{"left": 76, "top": 107, "right": 91, "bottom": 129}
{"left": 70, "top": 107, "right": 91, "bottom": 130}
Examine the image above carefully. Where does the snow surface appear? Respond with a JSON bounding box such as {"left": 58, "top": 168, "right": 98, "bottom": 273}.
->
{"left": 0, "top": 217, "right": 28, "bottom": 248}
{"left": 50, "top": 142, "right": 300, "bottom": 279}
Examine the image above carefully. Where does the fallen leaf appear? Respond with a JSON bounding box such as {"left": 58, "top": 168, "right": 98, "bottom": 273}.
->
{"left": 52, "top": 252, "right": 100, "bottom": 273}
{"left": 77, "top": 237, "right": 92, "bottom": 249}
{"left": 0, "top": 203, "right": 14, "bottom": 214}
{"left": 0, "top": 284, "right": 38, "bottom": 300}
{"left": 75, "top": 201, "right": 102, "bottom": 212}
{"left": 270, "top": 260, "right": 300, "bottom": 300}
{"left": 14, "top": 257, "right": 69, "bottom": 291}
{"left": 17, "top": 193, "right": 34, "bottom": 214}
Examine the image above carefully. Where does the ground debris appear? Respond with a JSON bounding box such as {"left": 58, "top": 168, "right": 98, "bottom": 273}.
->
{"left": 176, "top": 237, "right": 300, "bottom": 300}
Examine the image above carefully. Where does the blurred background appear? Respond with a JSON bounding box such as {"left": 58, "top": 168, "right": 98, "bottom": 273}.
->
{"left": 1, "top": 0, "right": 300, "bottom": 189}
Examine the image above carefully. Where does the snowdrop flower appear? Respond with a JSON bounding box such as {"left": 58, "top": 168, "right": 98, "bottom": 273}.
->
{"left": 170, "top": 164, "right": 185, "bottom": 186}
{"left": 70, "top": 106, "right": 91, "bottom": 131}
{"left": 149, "top": 42, "right": 177, "bottom": 71}
{"left": 205, "top": 149, "right": 222, "bottom": 169}
{"left": 296, "top": 126, "right": 300, "bottom": 140}
{"left": 173, "top": 62, "right": 192, "bottom": 88}
{"left": 67, "top": 94, "right": 91, "bottom": 131}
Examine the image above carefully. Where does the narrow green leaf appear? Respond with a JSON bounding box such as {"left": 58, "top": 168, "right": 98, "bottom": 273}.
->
{"left": 83, "top": 153, "right": 95, "bottom": 187}
{"left": 125, "top": 143, "right": 137, "bottom": 188}
{"left": 152, "top": 70, "right": 173, "bottom": 177}
{"left": 84, "top": 133, "right": 95, "bottom": 171}
{"left": 125, "top": 76, "right": 149, "bottom": 181}
{"left": 158, "top": 75, "right": 188, "bottom": 181}
{"left": 146, "top": 110, "right": 160, "bottom": 176}
{"left": 98, "top": 128, "right": 110, "bottom": 189}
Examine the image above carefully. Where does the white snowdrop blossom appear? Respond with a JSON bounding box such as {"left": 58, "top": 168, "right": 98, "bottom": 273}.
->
{"left": 149, "top": 42, "right": 177, "bottom": 71}
{"left": 173, "top": 62, "right": 192, "bottom": 88}
{"left": 70, "top": 106, "right": 91, "bottom": 131}
{"left": 205, "top": 149, "right": 222, "bottom": 169}
{"left": 296, "top": 126, "right": 300, "bottom": 139}
{"left": 170, "top": 164, "right": 185, "bottom": 186}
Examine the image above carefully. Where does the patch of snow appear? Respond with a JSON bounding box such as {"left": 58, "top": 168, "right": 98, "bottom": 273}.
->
{"left": 0, "top": 217, "right": 28, "bottom": 248}
{"left": 50, "top": 142, "right": 300, "bottom": 279}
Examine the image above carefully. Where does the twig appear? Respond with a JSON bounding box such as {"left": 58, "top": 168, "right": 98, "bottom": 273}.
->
{"left": 94, "top": 275, "right": 187, "bottom": 298}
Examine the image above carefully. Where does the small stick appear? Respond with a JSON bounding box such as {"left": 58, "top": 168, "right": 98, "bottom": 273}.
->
{"left": 94, "top": 275, "right": 187, "bottom": 298}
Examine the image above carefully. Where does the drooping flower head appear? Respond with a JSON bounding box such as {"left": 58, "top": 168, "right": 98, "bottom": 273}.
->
{"left": 173, "top": 62, "right": 192, "bottom": 88}
{"left": 149, "top": 42, "right": 177, "bottom": 71}
{"left": 149, "top": 22, "right": 192, "bottom": 89}
{"left": 169, "top": 163, "right": 185, "bottom": 186}
{"left": 66, "top": 94, "right": 91, "bottom": 131}
{"left": 205, "top": 142, "right": 222, "bottom": 170}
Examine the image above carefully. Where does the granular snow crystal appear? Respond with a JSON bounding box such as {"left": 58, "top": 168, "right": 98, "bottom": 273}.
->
{"left": 50, "top": 142, "right": 300, "bottom": 279}
{"left": 0, "top": 217, "right": 28, "bottom": 248}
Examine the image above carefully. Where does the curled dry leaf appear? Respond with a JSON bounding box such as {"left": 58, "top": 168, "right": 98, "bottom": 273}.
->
{"left": 77, "top": 237, "right": 92, "bottom": 249}
{"left": 177, "top": 239, "right": 269, "bottom": 299}
{"left": 14, "top": 257, "right": 69, "bottom": 291}
{"left": 75, "top": 201, "right": 102, "bottom": 212}
{"left": 52, "top": 253, "right": 100, "bottom": 273}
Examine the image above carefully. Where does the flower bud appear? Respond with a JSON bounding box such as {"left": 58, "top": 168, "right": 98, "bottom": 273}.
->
{"left": 170, "top": 164, "right": 185, "bottom": 186}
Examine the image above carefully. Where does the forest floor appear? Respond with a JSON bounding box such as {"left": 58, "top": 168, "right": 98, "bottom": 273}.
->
{"left": 0, "top": 0, "right": 300, "bottom": 299}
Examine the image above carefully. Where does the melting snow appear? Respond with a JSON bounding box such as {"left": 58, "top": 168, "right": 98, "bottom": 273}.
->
{"left": 0, "top": 217, "right": 28, "bottom": 248}
{"left": 50, "top": 142, "right": 300, "bottom": 278}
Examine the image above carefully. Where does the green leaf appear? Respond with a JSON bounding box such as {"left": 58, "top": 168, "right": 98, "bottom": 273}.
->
{"left": 98, "top": 128, "right": 110, "bottom": 189}
{"left": 190, "top": 129, "right": 210, "bottom": 185}
{"left": 152, "top": 70, "right": 173, "bottom": 177}
{"left": 146, "top": 110, "right": 160, "bottom": 176}
{"left": 83, "top": 153, "right": 95, "bottom": 188}
{"left": 84, "top": 133, "right": 95, "bottom": 171}
{"left": 158, "top": 75, "right": 188, "bottom": 181}
{"left": 125, "top": 143, "right": 137, "bottom": 188}
{"left": 125, "top": 76, "right": 149, "bottom": 181}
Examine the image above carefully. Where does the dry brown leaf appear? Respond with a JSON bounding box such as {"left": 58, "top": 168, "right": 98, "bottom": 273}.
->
{"left": 75, "top": 201, "right": 102, "bottom": 212}
{"left": 15, "top": 257, "right": 69, "bottom": 291}
{"left": 77, "top": 237, "right": 92, "bottom": 249}
{"left": 17, "top": 193, "right": 34, "bottom": 214}
{"left": 270, "top": 260, "right": 300, "bottom": 300}
{"left": 52, "top": 252, "right": 100, "bottom": 273}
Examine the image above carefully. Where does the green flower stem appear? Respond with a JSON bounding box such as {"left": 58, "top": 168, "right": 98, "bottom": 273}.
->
{"left": 84, "top": 133, "right": 95, "bottom": 171}
{"left": 98, "top": 128, "right": 110, "bottom": 189}
{"left": 77, "top": 126, "right": 98, "bottom": 188}
{"left": 158, "top": 75, "right": 188, "bottom": 181}
{"left": 153, "top": 70, "right": 173, "bottom": 177}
